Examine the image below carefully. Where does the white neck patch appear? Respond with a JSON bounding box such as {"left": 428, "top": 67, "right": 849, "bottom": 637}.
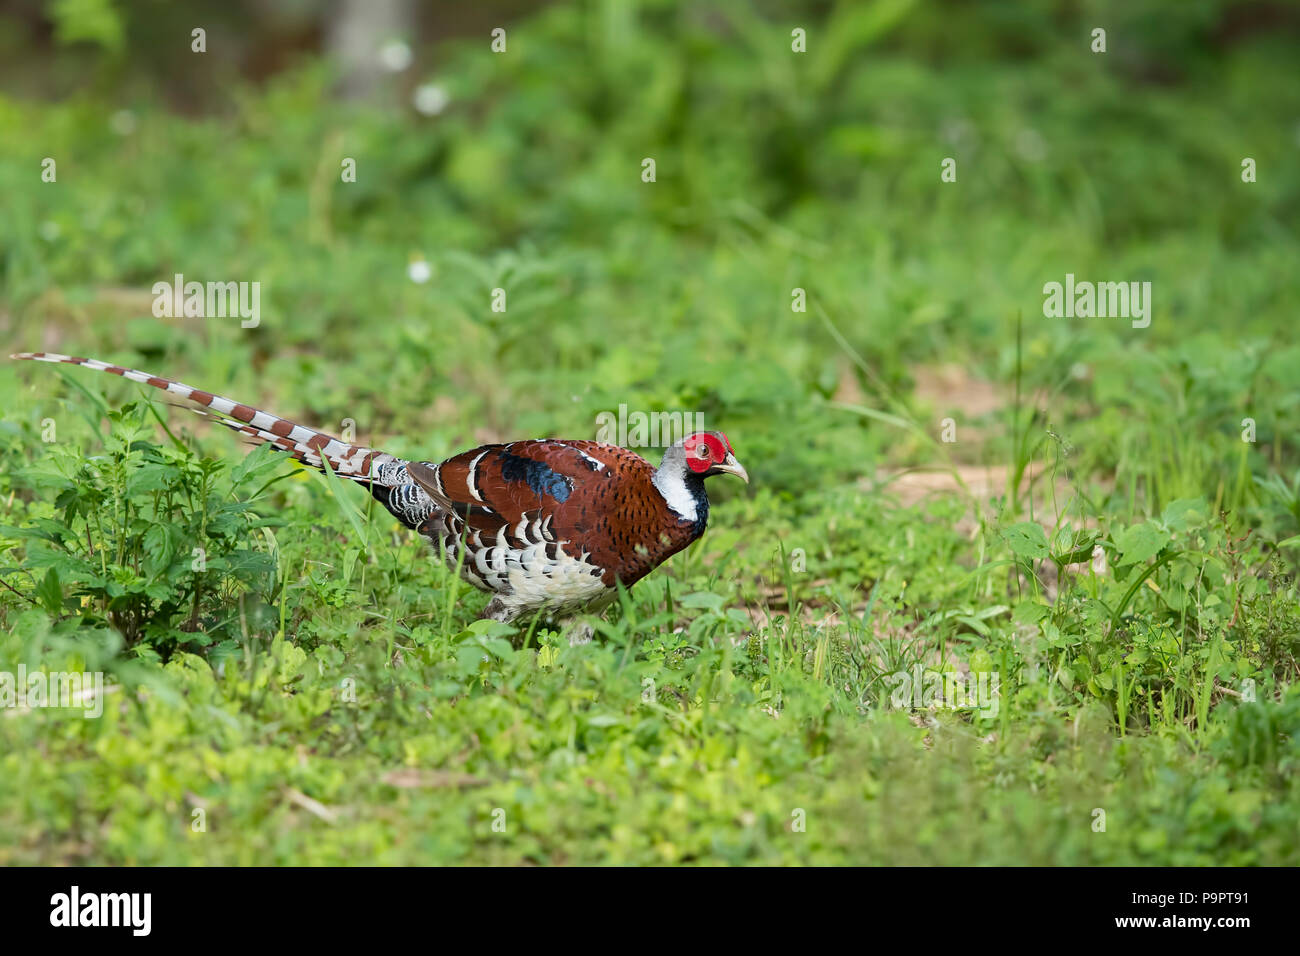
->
{"left": 652, "top": 467, "right": 698, "bottom": 522}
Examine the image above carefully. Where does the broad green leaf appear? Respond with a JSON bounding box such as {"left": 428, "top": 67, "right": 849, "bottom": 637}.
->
{"left": 1161, "top": 497, "right": 1208, "bottom": 533}
{"left": 1003, "top": 522, "right": 1049, "bottom": 560}
{"left": 466, "top": 619, "right": 517, "bottom": 640}
{"left": 1013, "top": 601, "right": 1050, "bottom": 626}
{"left": 679, "top": 592, "right": 725, "bottom": 611}
{"left": 1115, "top": 522, "right": 1168, "bottom": 566}
{"left": 36, "top": 567, "right": 63, "bottom": 615}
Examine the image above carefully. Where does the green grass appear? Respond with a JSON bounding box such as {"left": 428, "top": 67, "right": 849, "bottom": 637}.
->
{"left": 1, "top": 0, "right": 1298, "bottom": 864}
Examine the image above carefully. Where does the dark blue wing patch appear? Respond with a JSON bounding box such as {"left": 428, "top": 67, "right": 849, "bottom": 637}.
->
{"left": 497, "top": 450, "right": 573, "bottom": 503}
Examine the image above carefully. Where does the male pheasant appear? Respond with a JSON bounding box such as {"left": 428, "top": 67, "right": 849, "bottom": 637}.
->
{"left": 12, "top": 353, "right": 749, "bottom": 641}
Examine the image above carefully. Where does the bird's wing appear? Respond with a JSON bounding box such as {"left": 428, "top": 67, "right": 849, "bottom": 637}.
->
{"left": 406, "top": 440, "right": 653, "bottom": 575}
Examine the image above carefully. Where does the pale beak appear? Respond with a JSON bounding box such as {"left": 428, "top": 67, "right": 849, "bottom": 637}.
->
{"left": 716, "top": 454, "right": 750, "bottom": 484}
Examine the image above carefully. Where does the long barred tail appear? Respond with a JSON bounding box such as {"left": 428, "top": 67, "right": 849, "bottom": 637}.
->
{"left": 10, "top": 351, "right": 412, "bottom": 492}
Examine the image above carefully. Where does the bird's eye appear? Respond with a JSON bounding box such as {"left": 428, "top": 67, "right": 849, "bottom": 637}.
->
{"left": 695, "top": 443, "right": 712, "bottom": 460}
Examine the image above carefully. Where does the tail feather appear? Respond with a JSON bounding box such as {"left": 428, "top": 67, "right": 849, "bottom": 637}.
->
{"left": 180, "top": 403, "right": 375, "bottom": 480}
{"left": 11, "top": 352, "right": 406, "bottom": 484}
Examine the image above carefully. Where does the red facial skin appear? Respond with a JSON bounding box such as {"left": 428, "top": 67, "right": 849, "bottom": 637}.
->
{"left": 682, "top": 432, "right": 732, "bottom": 474}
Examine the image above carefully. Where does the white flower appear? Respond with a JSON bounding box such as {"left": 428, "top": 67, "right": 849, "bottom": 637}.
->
{"left": 110, "top": 110, "right": 137, "bottom": 136}
{"left": 407, "top": 259, "right": 432, "bottom": 284}
{"left": 379, "top": 41, "right": 412, "bottom": 73}
{"left": 413, "top": 83, "right": 449, "bottom": 116}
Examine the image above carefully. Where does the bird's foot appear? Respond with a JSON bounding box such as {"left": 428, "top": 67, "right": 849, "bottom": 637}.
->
{"left": 565, "top": 620, "right": 594, "bottom": 646}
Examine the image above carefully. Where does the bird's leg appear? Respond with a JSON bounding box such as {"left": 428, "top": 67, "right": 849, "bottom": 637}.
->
{"left": 480, "top": 598, "right": 538, "bottom": 650}
{"left": 480, "top": 597, "right": 512, "bottom": 622}
{"left": 477, "top": 603, "right": 594, "bottom": 646}
{"left": 564, "top": 619, "right": 594, "bottom": 646}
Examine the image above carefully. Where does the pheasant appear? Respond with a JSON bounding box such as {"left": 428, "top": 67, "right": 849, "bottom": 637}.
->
{"left": 12, "top": 353, "right": 749, "bottom": 642}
